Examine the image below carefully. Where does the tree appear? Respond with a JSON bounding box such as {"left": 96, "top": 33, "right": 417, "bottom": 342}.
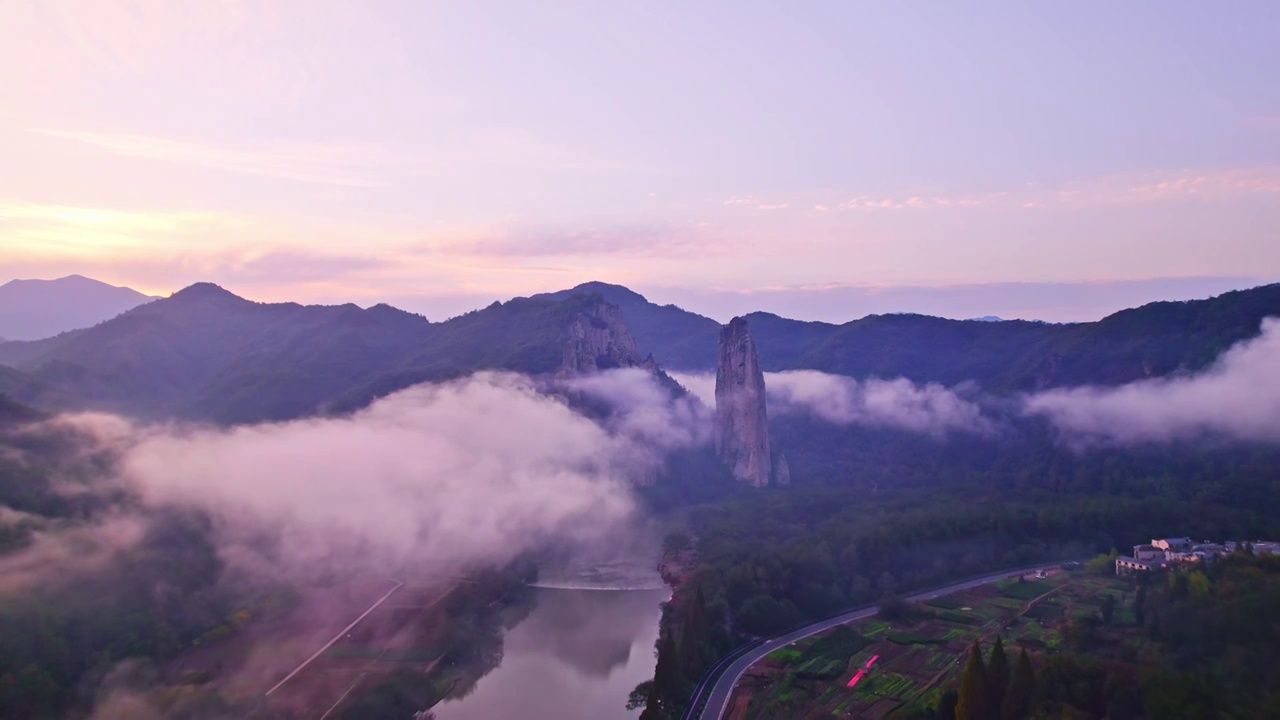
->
{"left": 680, "top": 585, "right": 712, "bottom": 680}
{"left": 641, "top": 630, "right": 684, "bottom": 720}
{"left": 1133, "top": 585, "right": 1147, "bottom": 626}
{"left": 988, "top": 636, "right": 1010, "bottom": 717}
{"left": 1100, "top": 593, "right": 1116, "bottom": 626}
{"left": 1187, "top": 571, "right": 1211, "bottom": 602}
{"left": 1086, "top": 550, "right": 1118, "bottom": 574}
{"left": 1001, "top": 649, "right": 1035, "bottom": 720}
{"left": 938, "top": 689, "right": 959, "bottom": 720}
{"left": 627, "top": 680, "right": 653, "bottom": 711}
{"left": 638, "top": 681, "right": 667, "bottom": 720}
{"left": 878, "top": 595, "right": 910, "bottom": 621}
{"left": 955, "top": 642, "right": 989, "bottom": 720}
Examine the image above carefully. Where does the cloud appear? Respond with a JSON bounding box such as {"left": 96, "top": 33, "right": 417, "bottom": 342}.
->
{"left": 27, "top": 125, "right": 628, "bottom": 187}
{"left": 565, "top": 368, "right": 712, "bottom": 450}
{"left": 31, "top": 128, "right": 413, "bottom": 188}
{"left": 223, "top": 250, "right": 393, "bottom": 285}
{"left": 670, "top": 370, "right": 991, "bottom": 437}
{"left": 446, "top": 223, "right": 685, "bottom": 258}
{"left": 820, "top": 167, "right": 1280, "bottom": 215}
{"left": 835, "top": 194, "right": 991, "bottom": 211}
{"left": 670, "top": 372, "right": 716, "bottom": 407}
{"left": 766, "top": 371, "right": 993, "bottom": 436}
{"left": 0, "top": 514, "right": 146, "bottom": 593}
{"left": 0, "top": 200, "right": 238, "bottom": 257}
{"left": 1023, "top": 317, "right": 1280, "bottom": 445}
{"left": 722, "top": 196, "right": 790, "bottom": 210}
{"left": 93, "top": 373, "right": 655, "bottom": 576}
{"left": 1122, "top": 168, "right": 1280, "bottom": 200}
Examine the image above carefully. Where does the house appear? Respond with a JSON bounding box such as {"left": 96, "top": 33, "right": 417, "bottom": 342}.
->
{"left": 1132, "top": 545, "right": 1165, "bottom": 562}
{"left": 1253, "top": 542, "right": 1280, "bottom": 556}
{"left": 1117, "top": 535, "right": 1280, "bottom": 575}
{"left": 1192, "top": 543, "right": 1228, "bottom": 556}
{"left": 1116, "top": 556, "right": 1165, "bottom": 574}
{"left": 1151, "top": 537, "right": 1192, "bottom": 552}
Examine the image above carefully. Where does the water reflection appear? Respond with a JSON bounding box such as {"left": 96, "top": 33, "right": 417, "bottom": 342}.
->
{"left": 434, "top": 587, "right": 666, "bottom": 720}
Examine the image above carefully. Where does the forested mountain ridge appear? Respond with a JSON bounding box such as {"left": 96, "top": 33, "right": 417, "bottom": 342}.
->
{"left": 2, "top": 280, "right": 1277, "bottom": 423}
{"left": 0, "top": 283, "right": 647, "bottom": 423}
{"left": 547, "top": 281, "right": 1280, "bottom": 390}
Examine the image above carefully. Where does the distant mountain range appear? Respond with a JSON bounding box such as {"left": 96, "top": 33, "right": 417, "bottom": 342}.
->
{"left": 0, "top": 275, "right": 156, "bottom": 341}
{"left": 0, "top": 277, "right": 1277, "bottom": 423}
{"left": 538, "top": 281, "right": 1280, "bottom": 390}
{"left": 0, "top": 282, "right": 649, "bottom": 423}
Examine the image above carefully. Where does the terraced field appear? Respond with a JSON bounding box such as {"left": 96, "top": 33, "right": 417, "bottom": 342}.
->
{"left": 730, "top": 570, "right": 1135, "bottom": 720}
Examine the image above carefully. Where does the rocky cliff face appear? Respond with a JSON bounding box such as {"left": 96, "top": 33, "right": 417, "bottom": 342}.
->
{"left": 715, "top": 317, "right": 772, "bottom": 487}
{"left": 560, "top": 301, "right": 645, "bottom": 373}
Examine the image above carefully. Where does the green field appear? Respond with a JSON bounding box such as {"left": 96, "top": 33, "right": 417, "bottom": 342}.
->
{"left": 741, "top": 571, "right": 1139, "bottom": 720}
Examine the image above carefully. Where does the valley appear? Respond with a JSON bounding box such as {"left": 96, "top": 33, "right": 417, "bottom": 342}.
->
{"left": 5, "top": 9, "right": 1278, "bottom": 718}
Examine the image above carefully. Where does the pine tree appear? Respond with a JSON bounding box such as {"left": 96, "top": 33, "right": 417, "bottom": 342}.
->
{"left": 643, "top": 630, "right": 684, "bottom": 720}
{"left": 987, "top": 635, "right": 1010, "bottom": 718}
{"left": 1001, "top": 648, "right": 1035, "bottom": 720}
{"left": 938, "top": 689, "right": 960, "bottom": 720}
{"left": 680, "top": 584, "right": 712, "bottom": 680}
{"left": 1133, "top": 585, "right": 1147, "bottom": 626}
{"left": 955, "top": 641, "right": 989, "bottom": 720}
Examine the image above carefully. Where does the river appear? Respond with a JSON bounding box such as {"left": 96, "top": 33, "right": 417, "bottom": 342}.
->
{"left": 433, "top": 586, "right": 667, "bottom": 719}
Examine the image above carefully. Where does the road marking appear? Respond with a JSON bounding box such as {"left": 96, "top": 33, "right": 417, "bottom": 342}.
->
{"left": 265, "top": 579, "right": 405, "bottom": 697}
{"left": 318, "top": 675, "right": 363, "bottom": 720}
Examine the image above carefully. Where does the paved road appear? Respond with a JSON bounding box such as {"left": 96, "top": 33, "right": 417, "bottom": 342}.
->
{"left": 692, "top": 564, "right": 1061, "bottom": 720}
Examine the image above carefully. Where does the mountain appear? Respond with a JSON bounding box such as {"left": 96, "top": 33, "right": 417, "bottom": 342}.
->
{"left": 553, "top": 282, "right": 1280, "bottom": 391}
{"left": 0, "top": 275, "right": 156, "bottom": 341}
{"left": 5, "top": 278, "right": 1278, "bottom": 424}
{"left": 534, "top": 282, "right": 721, "bottom": 369}
{"left": 785, "top": 284, "right": 1280, "bottom": 391}
{"left": 0, "top": 283, "right": 647, "bottom": 424}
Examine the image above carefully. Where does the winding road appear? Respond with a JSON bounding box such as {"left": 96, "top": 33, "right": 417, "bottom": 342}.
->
{"left": 687, "top": 563, "right": 1062, "bottom": 720}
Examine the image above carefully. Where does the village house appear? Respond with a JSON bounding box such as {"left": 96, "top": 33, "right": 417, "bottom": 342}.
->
{"left": 1115, "top": 537, "right": 1280, "bottom": 575}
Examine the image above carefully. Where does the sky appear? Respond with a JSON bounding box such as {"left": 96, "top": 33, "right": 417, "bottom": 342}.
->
{"left": 1, "top": 1, "right": 1278, "bottom": 322}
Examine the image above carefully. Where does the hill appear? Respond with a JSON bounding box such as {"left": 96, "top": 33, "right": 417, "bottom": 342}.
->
{"left": 0, "top": 275, "right": 156, "bottom": 341}
{"left": 0, "top": 283, "right": 647, "bottom": 423}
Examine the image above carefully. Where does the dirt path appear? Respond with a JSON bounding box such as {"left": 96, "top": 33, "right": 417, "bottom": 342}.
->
{"left": 899, "top": 579, "right": 1064, "bottom": 708}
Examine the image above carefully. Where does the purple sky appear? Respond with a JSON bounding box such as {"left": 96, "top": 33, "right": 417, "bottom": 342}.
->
{"left": 1, "top": 1, "right": 1278, "bottom": 321}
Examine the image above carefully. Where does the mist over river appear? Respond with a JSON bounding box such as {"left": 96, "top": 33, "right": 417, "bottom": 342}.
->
{"left": 434, "top": 540, "right": 667, "bottom": 720}
{"left": 433, "top": 586, "right": 666, "bottom": 719}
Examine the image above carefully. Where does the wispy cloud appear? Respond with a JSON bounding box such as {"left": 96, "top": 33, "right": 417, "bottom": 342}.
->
{"left": 30, "top": 128, "right": 417, "bottom": 187}
{"left": 26, "top": 125, "right": 630, "bottom": 187}
{"left": 723, "top": 196, "right": 790, "bottom": 210}
{"left": 0, "top": 200, "right": 238, "bottom": 256}
{"left": 819, "top": 166, "right": 1280, "bottom": 214}
{"left": 1091, "top": 167, "right": 1280, "bottom": 202}
{"left": 835, "top": 194, "right": 995, "bottom": 211}
{"left": 436, "top": 222, "right": 727, "bottom": 259}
